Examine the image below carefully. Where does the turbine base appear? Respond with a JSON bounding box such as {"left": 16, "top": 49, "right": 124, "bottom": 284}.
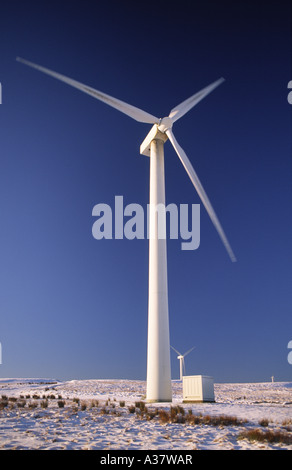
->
{"left": 146, "top": 398, "right": 172, "bottom": 403}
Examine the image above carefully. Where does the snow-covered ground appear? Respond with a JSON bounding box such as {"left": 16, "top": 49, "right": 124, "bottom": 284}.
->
{"left": 0, "top": 378, "right": 291, "bottom": 450}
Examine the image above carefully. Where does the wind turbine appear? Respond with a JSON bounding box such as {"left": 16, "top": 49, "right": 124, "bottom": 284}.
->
{"left": 171, "top": 346, "right": 196, "bottom": 381}
{"left": 16, "top": 57, "right": 236, "bottom": 403}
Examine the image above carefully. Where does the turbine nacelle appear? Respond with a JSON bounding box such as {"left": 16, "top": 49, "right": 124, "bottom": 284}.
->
{"left": 158, "top": 117, "right": 173, "bottom": 134}
{"left": 140, "top": 117, "right": 173, "bottom": 157}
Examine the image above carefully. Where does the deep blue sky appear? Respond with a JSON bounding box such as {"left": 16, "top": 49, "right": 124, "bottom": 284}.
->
{"left": 0, "top": 0, "right": 291, "bottom": 383}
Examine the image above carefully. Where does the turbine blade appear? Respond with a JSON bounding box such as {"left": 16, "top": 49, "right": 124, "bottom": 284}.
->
{"left": 169, "top": 78, "right": 225, "bottom": 123}
{"left": 16, "top": 57, "right": 159, "bottom": 124}
{"left": 183, "top": 346, "right": 195, "bottom": 358}
{"left": 171, "top": 345, "right": 182, "bottom": 356}
{"left": 166, "top": 129, "right": 236, "bottom": 262}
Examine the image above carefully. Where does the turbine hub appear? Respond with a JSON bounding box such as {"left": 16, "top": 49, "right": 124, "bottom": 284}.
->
{"left": 158, "top": 117, "right": 173, "bottom": 134}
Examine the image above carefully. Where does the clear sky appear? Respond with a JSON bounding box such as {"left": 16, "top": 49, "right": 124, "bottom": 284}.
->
{"left": 0, "top": 0, "right": 291, "bottom": 383}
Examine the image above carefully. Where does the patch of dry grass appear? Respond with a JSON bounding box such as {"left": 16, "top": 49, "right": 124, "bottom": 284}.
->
{"left": 156, "top": 407, "right": 245, "bottom": 426}
{"left": 238, "top": 428, "right": 292, "bottom": 445}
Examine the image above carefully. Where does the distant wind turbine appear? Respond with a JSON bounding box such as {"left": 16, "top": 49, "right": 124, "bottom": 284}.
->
{"left": 17, "top": 57, "right": 236, "bottom": 403}
{"left": 171, "top": 346, "right": 196, "bottom": 380}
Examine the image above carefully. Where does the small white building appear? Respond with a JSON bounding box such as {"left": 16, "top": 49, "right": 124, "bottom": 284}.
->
{"left": 183, "top": 375, "right": 215, "bottom": 403}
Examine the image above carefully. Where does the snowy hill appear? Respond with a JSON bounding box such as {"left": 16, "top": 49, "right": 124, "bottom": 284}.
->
{"left": 0, "top": 379, "right": 291, "bottom": 450}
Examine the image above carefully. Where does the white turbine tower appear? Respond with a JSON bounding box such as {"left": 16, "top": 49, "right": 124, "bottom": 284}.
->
{"left": 16, "top": 57, "right": 236, "bottom": 403}
{"left": 171, "top": 346, "right": 196, "bottom": 381}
